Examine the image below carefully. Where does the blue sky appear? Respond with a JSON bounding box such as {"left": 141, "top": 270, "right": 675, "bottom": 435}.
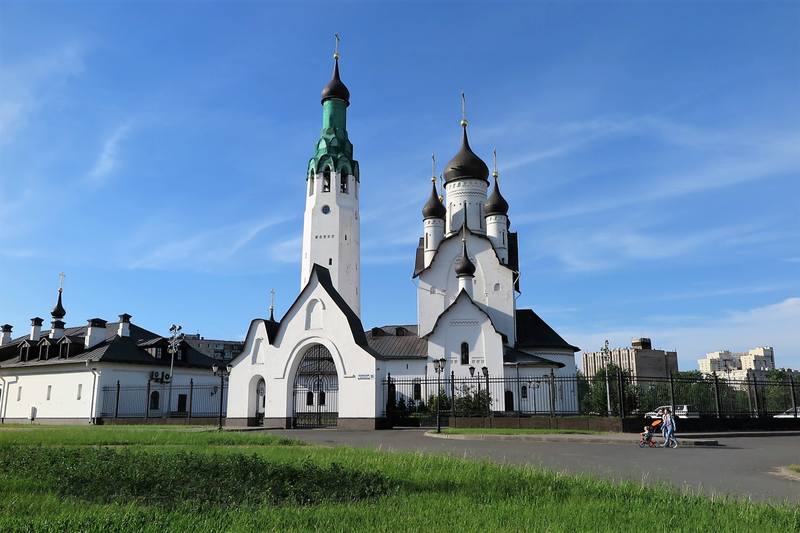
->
{"left": 1, "top": 2, "right": 798, "bottom": 369}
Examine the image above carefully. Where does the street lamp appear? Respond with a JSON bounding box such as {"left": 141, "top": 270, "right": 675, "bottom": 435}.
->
{"left": 433, "top": 358, "right": 446, "bottom": 433}
{"left": 211, "top": 363, "right": 232, "bottom": 431}
{"left": 601, "top": 340, "right": 612, "bottom": 417}
{"left": 166, "top": 324, "right": 183, "bottom": 418}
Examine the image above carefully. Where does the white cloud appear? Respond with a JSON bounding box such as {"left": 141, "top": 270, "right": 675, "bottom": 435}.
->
{"left": 86, "top": 124, "right": 131, "bottom": 183}
{"left": 566, "top": 297, "right": 800, "bottom": 371}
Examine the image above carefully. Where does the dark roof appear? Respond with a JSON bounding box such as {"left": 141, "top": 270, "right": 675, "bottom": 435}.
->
{"left": 454, "top": 228, "right": 476, "bottom": 278}
{"left": 503, "top": 347, "right": 564, "bottom": 368}
{"left": 508, "top": 231, "right": 520, "bottom": 291}
{"left": 320, "top": 58, "right": 350, "bottom": 106}
{"left": 484, "top": 177, "right": 509, "bottom": 216}
{"left": 365, "top": 325, "right": 427, "bottom": 359}
{"left": 422, "top": 180, "right": 446, "bottom": 219}
{"left": 515, "top": 309, "right": 579, "bottom": 352}
{"left": 443, "top": 126, "right": 489, "bottom": 184}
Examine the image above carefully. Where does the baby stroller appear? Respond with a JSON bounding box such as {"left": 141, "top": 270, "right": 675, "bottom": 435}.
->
{"left": 639, "top": 419, "right": 662, "bottom": 448}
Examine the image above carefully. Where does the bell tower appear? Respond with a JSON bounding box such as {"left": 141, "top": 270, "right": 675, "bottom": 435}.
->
{"left": 300, "top": 35, "right": 361, "bottom": 317}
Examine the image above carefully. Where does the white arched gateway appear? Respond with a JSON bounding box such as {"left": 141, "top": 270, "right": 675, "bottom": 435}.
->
{"left": 292, "top": 344, "right": 339, "bottom": 428}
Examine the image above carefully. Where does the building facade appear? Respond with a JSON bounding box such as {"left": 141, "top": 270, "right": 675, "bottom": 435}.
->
{"left": 582, "top": 338, "right": 678, "bottom": 379}
{"left": 698, "top": 346, "right": 776, "bottom": 380}
{"left": 226, "top": 48, "right": 580, "bottom": 429}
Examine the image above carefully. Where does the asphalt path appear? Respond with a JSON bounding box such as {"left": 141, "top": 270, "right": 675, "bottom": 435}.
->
{"left": 265, "top": 428, "right": 800, "bottom": 503}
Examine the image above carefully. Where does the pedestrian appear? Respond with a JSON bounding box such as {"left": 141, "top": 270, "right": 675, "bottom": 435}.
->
{"left": 662, "top": 407, "right": 678, "bottom": 448}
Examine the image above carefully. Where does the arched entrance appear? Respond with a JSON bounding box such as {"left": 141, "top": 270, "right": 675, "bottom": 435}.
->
{"left": 292, "top": 344, "right": 339, "bottom": 428}
{"left": 254, "top": 377, "right": 266, "bottom": 425}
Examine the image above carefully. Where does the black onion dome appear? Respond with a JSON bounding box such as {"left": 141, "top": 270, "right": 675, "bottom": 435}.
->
{"left": 321, "top": 58, "right": 350, "bottom": 106}
{"left": 443, "top": 127, "right": 489, "bottom": 183}
{"left": 51, "top": 289, "right": 66, "bottom": 320}
{"left": 422, "top": 181, "right": 446, "bottom": 219}
{"left": 454, "top": 230, "right": 476, "bottom": 278}
{"left": 484, "top": 178, "right": 509, "bottom": 216}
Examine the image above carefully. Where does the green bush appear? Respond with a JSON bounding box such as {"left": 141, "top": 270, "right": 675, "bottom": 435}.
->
{"left": 0, "top": 446, "right": 391, "bottom": 507}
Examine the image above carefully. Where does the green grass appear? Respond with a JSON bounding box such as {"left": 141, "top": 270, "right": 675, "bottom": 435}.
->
{"left": 790, "top": 465, "right": 800, "bottom": 474}
{"left": 440, "top": 427, "right": 606, "bottom": 435}
{"left": 0, "top": 425, "right": 798, "bottom": 532}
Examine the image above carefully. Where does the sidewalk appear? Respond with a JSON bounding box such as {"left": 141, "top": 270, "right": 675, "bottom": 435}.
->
{"left": 424, "top": 431, "right": 720, "bottom": 447}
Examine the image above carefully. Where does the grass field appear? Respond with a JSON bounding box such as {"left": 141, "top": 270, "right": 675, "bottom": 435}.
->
{"left": 0, "top": 425, "right": 798, "bottom": 532}
{"left": 440, "top": 427, "right": 605, "bottom": 435}
{"left": 791, "top": 465, "right": 800, "bottom": 474}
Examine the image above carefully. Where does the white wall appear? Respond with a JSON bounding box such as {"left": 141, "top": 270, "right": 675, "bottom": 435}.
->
{"left": 0, "top": 367, "right": 97, "bottom": 421}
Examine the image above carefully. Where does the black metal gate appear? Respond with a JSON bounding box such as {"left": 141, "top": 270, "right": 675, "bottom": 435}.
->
{"left": 292, "top": 344, "right": 338, "bottom": 428}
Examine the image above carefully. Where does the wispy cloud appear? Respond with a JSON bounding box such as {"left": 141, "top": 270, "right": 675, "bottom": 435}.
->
{"left": 566, "top": 297, "right": 800, "bottom": 369}
{"left": 86, "top": 124, "right": 131, "bottom": 183}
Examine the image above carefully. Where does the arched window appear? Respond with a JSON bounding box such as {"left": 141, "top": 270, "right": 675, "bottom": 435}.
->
{"left": 413, "top": 382, "right": 422, "bottom": 401}
{"left": 460, "top": 342, "right": 469, "bottom": 365}
{"left": 149, "top": 391, "right": 160, "bottom": 410}
{"left": 306, "top": 391, "right": 314, "bottom": 406}
{"left": 308, "top": 174, "right": 314, "bottom": 196}
{"left": 319, "top": 390, "right": 326, "bottom": 406}
{"left": 521, "top": 385, "right": 528, "bottom": 399}
{"left": 340, "top": 172, "right": 348, "bottom": 193}
{"left": 322, "top": 169, "right": 331, "bottom": 192}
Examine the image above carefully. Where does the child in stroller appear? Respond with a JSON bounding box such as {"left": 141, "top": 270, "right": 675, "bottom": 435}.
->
{"left": 639, "top": 419, "right": 662, "bottom": 448}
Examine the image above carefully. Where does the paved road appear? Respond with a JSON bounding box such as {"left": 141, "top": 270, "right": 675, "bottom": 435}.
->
{"left": 265, "top": 428, "right": 800, "bottom": 503}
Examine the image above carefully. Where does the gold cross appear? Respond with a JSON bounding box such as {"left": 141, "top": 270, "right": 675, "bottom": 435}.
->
{"left": 460, "top": 92, "right": 468, "bottom": 126}
{"left": 58, "top": 272, "right": 65, "bottom": 291}
{"left": 334, "top": 33, "right": 341, "bottom": 60}
{"left": 431, "top": 153, "right": 437, "bottom": 182}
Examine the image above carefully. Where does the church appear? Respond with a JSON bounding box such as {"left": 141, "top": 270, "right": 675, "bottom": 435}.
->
{"left": 225, "top": 46, "right": 580, "bottom": 429}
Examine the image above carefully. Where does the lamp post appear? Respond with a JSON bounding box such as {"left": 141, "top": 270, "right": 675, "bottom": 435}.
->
{"left": 601, "top": 340, "right": 612, "bottom": 417}
{"left": 212, "top": 363, "right": 232, "bottom": 431}
{"left": 166, "top": 324, "right": 183, "bottom": 418}
{"left": 433, "top": 358, "right": 446, "bottom": 433}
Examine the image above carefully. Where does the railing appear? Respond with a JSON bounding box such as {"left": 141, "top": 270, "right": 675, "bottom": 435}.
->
{"left": 383, "top": 372, "right": 799, "bottom": 422}
{"left": 99, "top": 380, "right": 227, "bottom": 419}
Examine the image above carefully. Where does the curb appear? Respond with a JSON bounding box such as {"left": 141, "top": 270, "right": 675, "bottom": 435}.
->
{"left": 424, "top": 431, "right": 719, "bottom": 447}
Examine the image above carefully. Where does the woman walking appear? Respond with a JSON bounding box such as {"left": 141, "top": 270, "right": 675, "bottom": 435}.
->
{"left": 662, "top": 407, "right": 678, "bottom": 448}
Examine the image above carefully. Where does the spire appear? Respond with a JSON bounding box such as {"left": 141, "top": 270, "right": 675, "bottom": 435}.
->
{"left": 444, "top": 93, "right": 489, "bottom": 184}
{"left": 51, "top": 272, "right": 66, "bottom": 320}
{"left": 484, "top": 148, "right": 509, "bottom": 216}
{"left": 268, "top": 288, "right": 276, "bottom": 322}
{"left": 422, "top": 153, "right": 446, "bottom": 219}
{"left": 321, "top": 33, "right": 350, "bottom": 106}
{"left": 454, "top": 224, "right": 476, "bottom": 278}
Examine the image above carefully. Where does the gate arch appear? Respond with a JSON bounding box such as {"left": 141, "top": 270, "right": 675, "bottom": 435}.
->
{"left": 292, "top": 344, "right": 339, "bottom": 428}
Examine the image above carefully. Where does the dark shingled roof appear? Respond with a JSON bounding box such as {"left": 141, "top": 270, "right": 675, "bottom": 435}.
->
{"left": 515, "top": 309, "right": 579, "bottom": 353}
{"left": 443, "top": 126, "right": 489, "bottom": 184}
{"left": 365, "top": 325, "right": 427, "bottom": 359}
{"left": 320, "top": 58, "right": 350, "bottom": 106}
{"left": 503, "top": 347, "right": 564, "bottom": 368}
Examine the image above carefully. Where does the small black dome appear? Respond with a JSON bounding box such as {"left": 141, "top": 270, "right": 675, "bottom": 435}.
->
{"left": 422, "top": 181, "right": 446, "bottom": 219}
{"left": 321, "top": 58, "right": 350, "bottom": 106}
{"left": 51, "top": 289, "right": 66, "bottom": 320}
{"left": 454, "top": 231, "right": 476, "bottom": 278}
{"left": 443, "top": 126, "right": 489, "bottom": 183}
{"left": 484, "top": 178, "right": 509, "bottom": 216}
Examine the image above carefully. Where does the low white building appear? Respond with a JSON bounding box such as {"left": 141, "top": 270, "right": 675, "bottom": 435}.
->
{"left": 0, "top": 290, "right": 223, "bottom": 424}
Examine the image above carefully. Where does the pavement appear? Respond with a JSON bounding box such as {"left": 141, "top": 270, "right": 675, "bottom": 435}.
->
{"left": 424, "top": 431, "right": 719, "bottom": 446}
{"left": 262, "top": 428, "right": 800, "bottom": 503}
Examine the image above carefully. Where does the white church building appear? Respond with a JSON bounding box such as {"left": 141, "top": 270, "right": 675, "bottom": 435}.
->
{"left": 226, "top": 49, "right": 579, "bottom": 429}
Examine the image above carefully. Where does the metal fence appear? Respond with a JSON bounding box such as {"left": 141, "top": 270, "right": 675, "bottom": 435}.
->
{"left": 99, "top": 380, "right": 227, "bottom": 419}
{"left": 383, "top": 372, "right": 799, "bottom": 422}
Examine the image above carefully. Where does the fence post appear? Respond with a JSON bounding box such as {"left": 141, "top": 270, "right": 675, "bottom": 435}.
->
{"left": 515, "top": 363, "right": 521, "bottom": 428}
{"left": 549, "top": 369, "right": 556, "bottom": 418}
{"left": 485, "top": 371, "right": 491, "bottom": 427}
{"left": 145, "top": 379, "right": 151, "bottom": 421}
{"left": 114, "top": 380, "right": 121, "bottom": 419}
{"left": 668, "top": 372, "right": 675, "bottom": 409}
{"left": 712, "top": 372, "right": 721, "bottom": 419}
{"left": 386, "top": 373, "right": 392, "bottom": 423}
{"left": 617, "top": 371, "right": 625, "bottom": 419}
{"left": 790, "top": 374, "right": 797, "bottom": 419}
{"left": 751, "top": 374, "right": 760, "bottom": 418}
{"left": 188, "top": 379, "right": 194, "bottom": 420}
{"left": 450, "top": 370, "right": 456, "bottom": 428}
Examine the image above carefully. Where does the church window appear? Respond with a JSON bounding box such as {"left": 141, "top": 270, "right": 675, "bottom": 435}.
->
{"left": 46, "top": 385, "right": 52, "bottom": 401}
{"left": 308, "top": 176, "right": 314, "bottom": 196}
{"left": 322, "top": 169, "right": 331, "bottom": 192}
{"left": 413, "top": 382, "right": 421, "bottom": 401}
{"left": 328, "top": 258, "right": 332, "bottom": 266}
{"left": 319, "top": 390, "right": 326, "bottom": 406}
{"left": 504, "top": 390, "right": 514, "bottom": 411}
{"left": 502, "top": 231, "right": 505, "bottom": 245}
{"left": 493, "top": 283, "right": 501, "bottom": 292}
{"left": 340, "top": 173, "right": 348, "bottom": 193}
{"left": 306, "top": 391, "right": 314, "bottom": 406}
{"left": 521, "top": 385, "right": 528, "bottom": 399}
{"left": 17, "top": 387, "right": 22, "bottom": 401}
{"left": 77, "top": 384, "right": 82, "bottom": 400}
{"left": 321, "top": 205, "right": 330, "bottom": 214}
{"left": 149, "top": 391, "right": 160, "bottom": 410}
{"left": 460, "top": 342, "right": 469, "bottom": 365}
